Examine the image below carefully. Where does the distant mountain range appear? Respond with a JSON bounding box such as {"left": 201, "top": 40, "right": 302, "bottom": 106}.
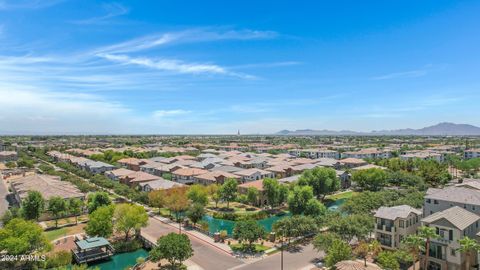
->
{"left": 276, "top": 122, "right": 480, "bottom": 136}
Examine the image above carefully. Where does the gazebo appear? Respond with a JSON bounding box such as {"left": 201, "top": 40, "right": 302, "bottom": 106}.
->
{"left": 72, "top": 236, "right": 115, "bottom": 264}
{"left": 334, "top": 260, "right": 382, "bottom": 270}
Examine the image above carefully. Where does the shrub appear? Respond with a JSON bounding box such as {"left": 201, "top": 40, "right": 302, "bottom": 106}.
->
{"left": 112, "top": 239, "right": 143, "bottom": 253}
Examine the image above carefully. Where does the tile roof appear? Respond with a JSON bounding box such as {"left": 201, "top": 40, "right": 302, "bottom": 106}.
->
{"left": 374, "top": 205, "right": 422, "bottom": 220}
{"left": 421, "top": 206, "right": 480, "bottom": 230}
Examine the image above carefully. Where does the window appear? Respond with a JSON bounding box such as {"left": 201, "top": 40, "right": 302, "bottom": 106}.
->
{"left": 473, "top": 205, "right": 476, "bottom": 211}
{"left": 451, "top": 248, "right": 456, "bottom": 256}
{"left": 434, "top": 200, "right": 439, "bottom": 204}
{"left": 464, "top": 204, "right": 467, "bottom": 209}
{"left": 399, "top": 220, "right": 404, "bottom": 228}
{"left": 426, "top": 199, "right": 431, "bottom": 203}
{"left": 449, "top": 230, "right": 453, "bottom": 241}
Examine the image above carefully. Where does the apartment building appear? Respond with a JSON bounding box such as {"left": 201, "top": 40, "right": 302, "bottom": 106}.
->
{"left": 374, "top": 205, "right": 422, "bottom": 249}
{"left": 288, "top": 149, "right": 340, "bottom": 159}
{"left": 342, "top": 148, "right": 391, "bottom": 159}
{"left": 0, "top": 151, "right": 18, "bottom": 162}
{"left": 464, "top": 149, "right": 480, "bottom": 159}
{"left": 424, "top": 186, "right": 480, "bottom": 217}
{"left": 421, "top": 206, "right": 480, "bottom": 270}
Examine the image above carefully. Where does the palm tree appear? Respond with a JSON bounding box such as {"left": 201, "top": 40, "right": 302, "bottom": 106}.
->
{"left": 418, "top": 226, "right": 439, "bottom": 270}
{"left": 402, "top": 234, "right": 424, "bottom": 270}
{"left": 458, "top": 236, "right": 479, "bottom": 270}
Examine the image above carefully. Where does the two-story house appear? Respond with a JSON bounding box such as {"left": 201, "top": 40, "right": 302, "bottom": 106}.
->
{"left": 421, "top": 206, "right": 480, "bottom": 270}
{"left": 424, "top": 186, "right": 480, "bottom": 217}
{"left": 374, "top": 205, "right": 423, "bottom": 249}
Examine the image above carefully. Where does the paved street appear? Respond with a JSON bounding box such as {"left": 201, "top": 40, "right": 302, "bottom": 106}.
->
{"left": 233, "top": 244, "right": 323, "bottom": 270}
{"left": 143, "top": 217, "right": 243, "bottom": 270}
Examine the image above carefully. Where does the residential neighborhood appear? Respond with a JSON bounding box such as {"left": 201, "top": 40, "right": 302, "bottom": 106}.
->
{"left": 1, "top": 1, "right": 480, "bottom": 270}
{"left": 0, "top": 134, "right": 480, "bottom": 270}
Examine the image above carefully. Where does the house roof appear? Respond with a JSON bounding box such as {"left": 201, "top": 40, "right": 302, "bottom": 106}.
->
{"left": 421, "top": 206, "right": 480, "bottom": 230}
{"left": 340, "top": 158, "right": 367, "bottom": 164}
{"left": 139, "top": 178, "right": 185, "bottom": 190}
{"left": 235, "top": 168, "right": 272, "bottom": 177}
{"left": 76, "top": 237, "right": 111, "bottom": 250}
{"left": 195, "top": 171, "right": 240, "bottom": 182}
{"left": 278, "top": 175, "right": 300, "bottom": 184}
{"left": 173, "top": 168, "right": 208, "bottom": 176}
{"left": 123, "top": 171, "right": 160, "bottom": 183}
{"left": 374, "top": 205, "right": 422, "bottom": 220}
{"left": 335, "top": 260, "right": 381, "bottom": 270}
{"left": 107, "top": 168, "right": 135, "bottom": 177}
{"left": 425, "top": 186, "right": 480, "bottom": 205}
{"left": 11, "top": 174, "right": 84, "bottom": 201}
{"left": 351, "top": 164, "right": 386, "bottom": 171}
{"left": 238, "top": 179, "right": 264, "bottom": 191}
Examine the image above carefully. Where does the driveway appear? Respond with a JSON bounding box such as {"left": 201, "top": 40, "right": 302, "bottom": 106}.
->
{"left": 232, "top": 244, "right": 323, "bottom": 270}
{"left": 143, "top": 217, "right": 243, "bottom": 270}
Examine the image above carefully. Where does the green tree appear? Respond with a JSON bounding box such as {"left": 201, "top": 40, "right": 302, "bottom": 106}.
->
{"left": 246, "top": 187, "right": 259, "bottom": 206}
{"left": 298, "top": 167, "right": 339, "bottom": 200}
{"left": 354, "top": 240, "right": 382, "bottom": 267}
{"left": 85, "top": 205, "right": 114, "bottom": 238}
{"left": 219, "top": 178, "right": 238, "bottom": 209}
{"left": 418, "top": 226, "right": 439, "bottom": 270}
{"left": 313, "top": 232, "right": 341, "bottom": 252}
{"left": 114, "top": 203, "right": 148, "bottom": 240}
{"left": 273, "top": 215, "right": 317, "bottom": 244}
{"left": 0, "top": 207, "right": 21, "bottom": 225}
{"left": 277, "top": 184, "right": 289, "bottom": 206}
{"left": 87, "top": 192, "right": 111, "bottom": 213}
{"left": 21, "top": 191, "right": 45, "bottom": 220}
{"left": 377, "top": 251, "right": 400, "bottom": 270}
{"left": 233, "top": 220, "right": 266, "bottom": 251}
{"left": 328, "top": 214, "right": 374, "bottom": 242}
{"left": 68, "top": 198, "right": 83, "bottom": 225}
{"left": 325, "top": 239, "right": 352, "bottom": 267}
{"left": 5, "top": 161, "right": 16, "bottom": 168}
{"left": 458, "top": 236, "right": 479, "bottom": 270}
{"left": 150, "top": 233, "right": 193, "bottom": 267}
{"left": 186, "top": 203, "right": 205, "bottom": 227}
{"left": 48, "top": 196, "right": 68, "bottom": 228}
{"left": 304, "top": 198, "right": 327, "bottom": 217}
{"left": 401, "top": 234, "right": 423, "bottom": 270}
{"left": 288, "top": 185, "right": 314, "bottom": 215}
{"left": 187, "top": 185, "right": 208, "bottom": 206}
{"left": 0, "top": 218, "right": 50, "bottom": 255}
{"left": 263, "top": 178, "right": 280, "bottom": 208}
{"left": 351, "top": 168, "right": 387, "bottom": 191}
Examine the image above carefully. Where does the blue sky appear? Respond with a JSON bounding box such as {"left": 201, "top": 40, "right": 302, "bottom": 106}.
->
{"left": 0, "top": 0, "right": 479, "bottom": 134}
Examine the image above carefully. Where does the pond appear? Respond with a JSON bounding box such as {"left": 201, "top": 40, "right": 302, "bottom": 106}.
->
{"left": 203, "top": 198, "right": 347, "bottom": 236}
{"left": 89, "top": 249, "right": 148, "bottom": 270}
{"left": 203, "top": 212, "right": 291, "bottom": 236}
{"left": 326, "top": 198, "right": 347, "bottom": 211}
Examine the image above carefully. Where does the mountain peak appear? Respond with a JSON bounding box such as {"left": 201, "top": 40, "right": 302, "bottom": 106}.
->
{"left": 276, "top": 122, "right": 480, "bottom": 136}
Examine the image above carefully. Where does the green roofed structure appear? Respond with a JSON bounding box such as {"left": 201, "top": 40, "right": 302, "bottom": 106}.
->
{"left": 72, "top": 236, "right": 115, "bottom": 264}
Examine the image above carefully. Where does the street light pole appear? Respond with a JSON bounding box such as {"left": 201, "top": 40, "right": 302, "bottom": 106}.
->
{"left": 280, "top": 238, "right": 284, "bottom": 270}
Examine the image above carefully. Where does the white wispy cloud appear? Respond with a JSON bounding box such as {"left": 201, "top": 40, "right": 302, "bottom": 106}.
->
{"left": 371, "top": 69, "right": 429, "bottom": 80}
{"left": 0, "top": 0, "right": 64, "bottom": 10}
{"left": 94, "top": 28, "right": 277, "bottom": 54}
{"left": 97, "top": 53, "right": 255, "bottom": 78}
{"left": 153, "top": 109, "right": 191, "bottom": 118}
{"left": 71, "top": 2, "right": 129, "bottom": 25}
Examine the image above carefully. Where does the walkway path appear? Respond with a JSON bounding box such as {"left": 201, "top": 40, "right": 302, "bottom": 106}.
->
{"left": 142, "top": 217, "right": 243, "bottom": 270}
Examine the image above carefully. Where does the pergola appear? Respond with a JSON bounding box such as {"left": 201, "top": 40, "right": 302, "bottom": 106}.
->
{"left": 72, "top": 236, "right": 115, "bottom": 264}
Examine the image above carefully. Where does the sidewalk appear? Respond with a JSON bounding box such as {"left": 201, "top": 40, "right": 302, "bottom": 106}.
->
{"left": 153, "top": 215, "right": 233, "bottom": 255}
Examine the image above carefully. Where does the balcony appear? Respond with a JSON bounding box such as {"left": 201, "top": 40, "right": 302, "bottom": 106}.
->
{"left": 376, "top": 224, "right": 394, "bottom": 232}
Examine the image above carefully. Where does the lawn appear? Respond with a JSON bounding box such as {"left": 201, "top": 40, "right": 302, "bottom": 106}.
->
{"left": 44, "top": 214, "right": 88, "bottom": 228}
{"left": 326, "top": 190, "right": 357, "bottom": 201}
{"left": 230, "top": 243, "right": 270, "bottom": 253}
{"left": 44, "top": 223, "right": 86, "bottom": 241}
